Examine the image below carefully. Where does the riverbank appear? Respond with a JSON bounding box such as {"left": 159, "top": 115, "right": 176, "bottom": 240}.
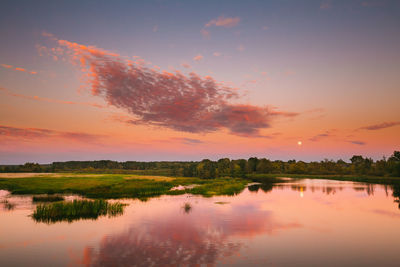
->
{"left": 0, "top": 173, "right": 248, "bottom": 199}
{"left": 247, "top": 173, "right": 400, "bottom": 185}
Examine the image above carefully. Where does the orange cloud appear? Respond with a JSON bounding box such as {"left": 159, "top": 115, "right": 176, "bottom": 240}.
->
{"left": 0, "top": 87, "right": 105, "bottom": 109}
{"left": 0, "top": 125, "right": 103, "bottom": 143}
{"left": 181, "top": 63, "right": 191, "bottom": 69}
{"left": 0, "top": 63, "right": 37, "bottom": 74}
{"left": 1, "top": 64, "right": 12, "bottom": 69}
{"left": 193, "top": 54, "right": 203, "bottom": 62}
{"left": 205, "top": 16, "right": 241, "bottom": 28}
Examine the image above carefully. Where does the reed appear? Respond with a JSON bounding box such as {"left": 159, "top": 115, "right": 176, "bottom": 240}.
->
{"left": 32, "top": 195, "right": 64, "bottom": 202}
{"left": 32, "top": 199, "right": 126, "bottom": 223}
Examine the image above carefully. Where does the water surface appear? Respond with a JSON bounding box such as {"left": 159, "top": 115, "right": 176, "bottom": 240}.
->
{"left": 1, "top": 179, "right": 400, "bottom": 266}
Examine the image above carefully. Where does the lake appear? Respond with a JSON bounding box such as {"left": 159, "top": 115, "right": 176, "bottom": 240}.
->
{"left": 1, "top": 178, "right": 400, "bottom": 266}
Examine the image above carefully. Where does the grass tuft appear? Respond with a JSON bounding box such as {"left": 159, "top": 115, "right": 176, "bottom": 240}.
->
{"left": 32, "top": 195, "right": 64, "bottom": 202}
{"left": 32, "top": 199, "right": 126, "bottom": 223}
{"left": 1, "top": 200, "right": 16, "bottom": 210}
{"left": 182, "top": 202, "right": 192, "bottom": 213}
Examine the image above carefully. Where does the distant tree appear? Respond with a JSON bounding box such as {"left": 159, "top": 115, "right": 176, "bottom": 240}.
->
{"left": 247, "top": 157, "right": 259, "bottom": 173}
{"left": 196, "top": 159, "right": 216, "bottom": 179}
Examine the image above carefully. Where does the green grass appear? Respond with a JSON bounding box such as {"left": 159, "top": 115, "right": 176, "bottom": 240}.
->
{"left": 32, "top": 195, "right": 65, "bottom": 202}
{"left": 0, "top": 174, "right": 248, "bottom": 199}
{"left": 32, "top": 199, "right": 126, "bottom": 224}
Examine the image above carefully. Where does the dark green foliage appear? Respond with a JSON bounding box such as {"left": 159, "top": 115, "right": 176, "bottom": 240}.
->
{"left": 32, "top": 195, "right": 64, "bottom": 202}
{"left": 1, "top": 151, "right": 399, "bottom": 178}
{"left": 32, "top": 199, "right": 125, "bottom": 223}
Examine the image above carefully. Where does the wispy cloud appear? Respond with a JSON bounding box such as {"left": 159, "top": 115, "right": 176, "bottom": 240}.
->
{"left": 171, "top": 137, "right": 204, "bottom": 145}
{"left": 358, "top": 121, "right": 400, "bottom": 131}
{"left": 0, "top": 87, "right": 105, "bottom": 109}
{"left": 237, "top": 45, "right": 245, "bottom": 52}
{"left": 42, "top": 36, "right": 298, "bottom": 137}
{"left": 0, "top": 125, "right": 103, "bottom": 143}
{"left": 181, "top": 63, "right": 191, "bottom": 69}
{"left": 309, "top": 133, "right": 331, "bottom": 142}
{"left": 320, "top": 0, "right": 332, "bottom": 10}
{"left": 348, "top": 140, "right": 366, "bottom": 145}
{"left": 309, "top": 129, "right": 335, "bottom": 142}
{"left": 193, "top": 54, "right": 203, "bottom": 62}
{"left": 205, "top": 16, "right": 240, "bottom": 28}
{"left": 200, "top": 29, "right": 210, "bottom": 39}
{"left": 201, "top": 15, "right": 240, "bottom": 38}
{"left": 361, "top": 1, "right": 386, "bottom": 7}
{"left": 1, "top": 63, "right": 37, "bottom": 75}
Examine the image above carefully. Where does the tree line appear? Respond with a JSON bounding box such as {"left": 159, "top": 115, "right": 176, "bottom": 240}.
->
{"left": 1, "top": 151, "right": 399, "bottom": 178}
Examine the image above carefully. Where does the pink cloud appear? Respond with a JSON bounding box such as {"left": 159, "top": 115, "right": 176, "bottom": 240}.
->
{"left": 358, "top": 121, "right": 400, "bottom": 131}
{"left": 213, "top": 52, "right": 221, "bottom": 57}
{"left": 237, "top": 45, "right": 245, "bottom": 52}
{"left": 0, "top": 87, "right": 105, "bottom": 109}
{"left": 0, "top": 125, "right": 103, "bottom": 143}
{"left": 320, "top": 0, "right": 332, "bottom": 10}
{"left": 200, "top": 29, "right": 210, "bottom": 39}
{"left": 193, "top": 54, "right": 203, "bottom": 62}
{"left": 205, "top": 16, "right": 241, "bottom": 28}
{"left": 181, "top": 63, "right": 191, "bottom": 69}
{"left": 43, "top": 37, "right": 298, "bottom": 137}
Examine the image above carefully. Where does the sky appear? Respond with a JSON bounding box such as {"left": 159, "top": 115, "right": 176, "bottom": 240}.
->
{"left": 0, "top": 0, "right": 399, "bottom": 164}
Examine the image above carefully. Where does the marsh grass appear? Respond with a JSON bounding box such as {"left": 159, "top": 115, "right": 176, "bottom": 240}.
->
{"left": 32, "top": 199, "right": 126, "bottom": 223}
{"left": 187, "top": 179, "right": 247, "bottom": 197}
{"left": 214, "top": 201, "right": 229, "bottom": 205}
{"left": 32, "top": 195, "right": 64, "bottom": 202}
{"left": 0, "top": 175, "right": 249, "bottom": 199}
{"left": 182, "top": 202, "right": 192, "bottom": 213}
{"left": 1, "top": 200, "right": 15, "bottom": 210}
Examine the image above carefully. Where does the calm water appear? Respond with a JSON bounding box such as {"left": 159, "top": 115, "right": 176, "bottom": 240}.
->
{"left": 1, "top": 179, "right": 400, "bottom": 267}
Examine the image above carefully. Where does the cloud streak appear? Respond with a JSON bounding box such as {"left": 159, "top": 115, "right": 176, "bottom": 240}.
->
{"left": 0, "top": 125, "right": 102, "bottom": 143}
{"left": 201, "top": 15, "right": 240, "bottom": 38}
{"left": 193, "top": 54, "right": 203, "bottom": 62}
{"left": 1, "top": 63, "right": 37, "bottom": 74}
{"left": 205, "top": 16, "right": 240, "bottom": 28}
{"left": 358, "top": 121, "right": 400, "bottom": 131}
{"left": 348, "top": 140, "right": 366, "bottom": 145}
{"left": 0, "top": 87, "right": 105, "bottom": 109}
{"left": 43, "top": 36, "right": 298, "bottom": 137}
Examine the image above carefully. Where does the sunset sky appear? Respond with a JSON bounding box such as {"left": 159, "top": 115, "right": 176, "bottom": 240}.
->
{"left": 0, "top": 0, "right": 399, "bottom": 164}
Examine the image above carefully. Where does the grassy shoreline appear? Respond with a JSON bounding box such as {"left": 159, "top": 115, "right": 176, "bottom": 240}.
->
{"left": 0, "top": 174, "right": 248, "bottom": 199}
{"left": 0, "top": 173, "right": 399, "bottom": 200}
{"left": 246, "top": 173, "right": 400, "bottom": 185}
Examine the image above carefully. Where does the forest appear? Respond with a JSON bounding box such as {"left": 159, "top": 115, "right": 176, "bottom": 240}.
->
{"left": 1, "top": 151, "right": 399, "bottom": 178}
